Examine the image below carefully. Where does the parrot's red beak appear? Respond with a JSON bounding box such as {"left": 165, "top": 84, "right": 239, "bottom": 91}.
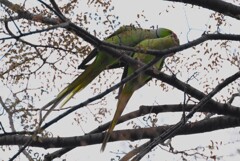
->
{"left": 172, "top": 33, "right": 180, "bottom": 45}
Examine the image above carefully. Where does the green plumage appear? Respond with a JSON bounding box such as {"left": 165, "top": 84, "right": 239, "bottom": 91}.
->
{"left": 42, "top": 26, "right": 174, "bottom": 110}
{"left": 100, "top": 33, "right": 180, "bottom": 151}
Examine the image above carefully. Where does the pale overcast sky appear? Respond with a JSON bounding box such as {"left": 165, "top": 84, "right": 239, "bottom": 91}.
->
{"left": 1, "top": 0, "right": 240, "bottom": 160}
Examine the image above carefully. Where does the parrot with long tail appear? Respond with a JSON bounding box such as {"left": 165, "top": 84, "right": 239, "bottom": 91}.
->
{"left": 100, "top": 32, "right": 180, "bottom": 151}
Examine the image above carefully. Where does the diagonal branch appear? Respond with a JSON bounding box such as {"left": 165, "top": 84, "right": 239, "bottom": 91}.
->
{"left": 164, "top": 0, "right": 240, "bottom": 20}
{"left": 133, "top": 71, "right": 240, "bottom": 160}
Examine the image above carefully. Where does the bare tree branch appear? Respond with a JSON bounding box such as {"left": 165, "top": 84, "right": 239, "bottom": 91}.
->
{"left": 164, "top": 0, "right": 240, "bottom": 20}
{"left": 134, "top": 71, "right": 240, "bottom": 160}
{"left": 0, "top": 116, "right": 239, "bottom": 148}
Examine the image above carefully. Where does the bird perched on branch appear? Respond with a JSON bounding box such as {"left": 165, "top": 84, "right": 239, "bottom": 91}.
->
{"left": 101, "top": 32, "right": 180, "bottom": 152}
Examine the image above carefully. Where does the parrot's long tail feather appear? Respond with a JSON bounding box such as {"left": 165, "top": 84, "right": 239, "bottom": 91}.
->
{"left": 101, "top": 91, "right": 133, "bottom": 152}
{"left": 39, "top": 59, "right": 107, "bottom": 127}
{"left": 55, "top": 61, "right": 105, "bottom": 108}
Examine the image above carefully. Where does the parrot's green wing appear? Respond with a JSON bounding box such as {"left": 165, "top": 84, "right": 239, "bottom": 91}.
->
{"left": 100, "top": 33, "right": 180, "bottom": 152}
{"left": 107, "top": 25, "right": 137, "bottom": 38}
{"left": 78, "top": 26, "right": 172, "bottom": 70}
{"left": 78, "top": 25, "right": 136, "bottom": 69}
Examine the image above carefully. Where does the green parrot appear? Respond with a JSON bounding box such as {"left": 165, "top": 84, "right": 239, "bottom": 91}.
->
{"left": 100, "top": 33, "right": 180, "bottom": 152}
{"left": 42, "top": 26, "right": 174, "bottom": 110}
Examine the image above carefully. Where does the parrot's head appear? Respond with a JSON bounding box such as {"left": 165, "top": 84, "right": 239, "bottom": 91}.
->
{"left": 166, "top": 30, "right": 180, "bottom": 57}
{"left": 156, "top": 28, "right": 174, "bottom": 38}
{"left": 156, "top": 28, "right": 180, "bottom": 45}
